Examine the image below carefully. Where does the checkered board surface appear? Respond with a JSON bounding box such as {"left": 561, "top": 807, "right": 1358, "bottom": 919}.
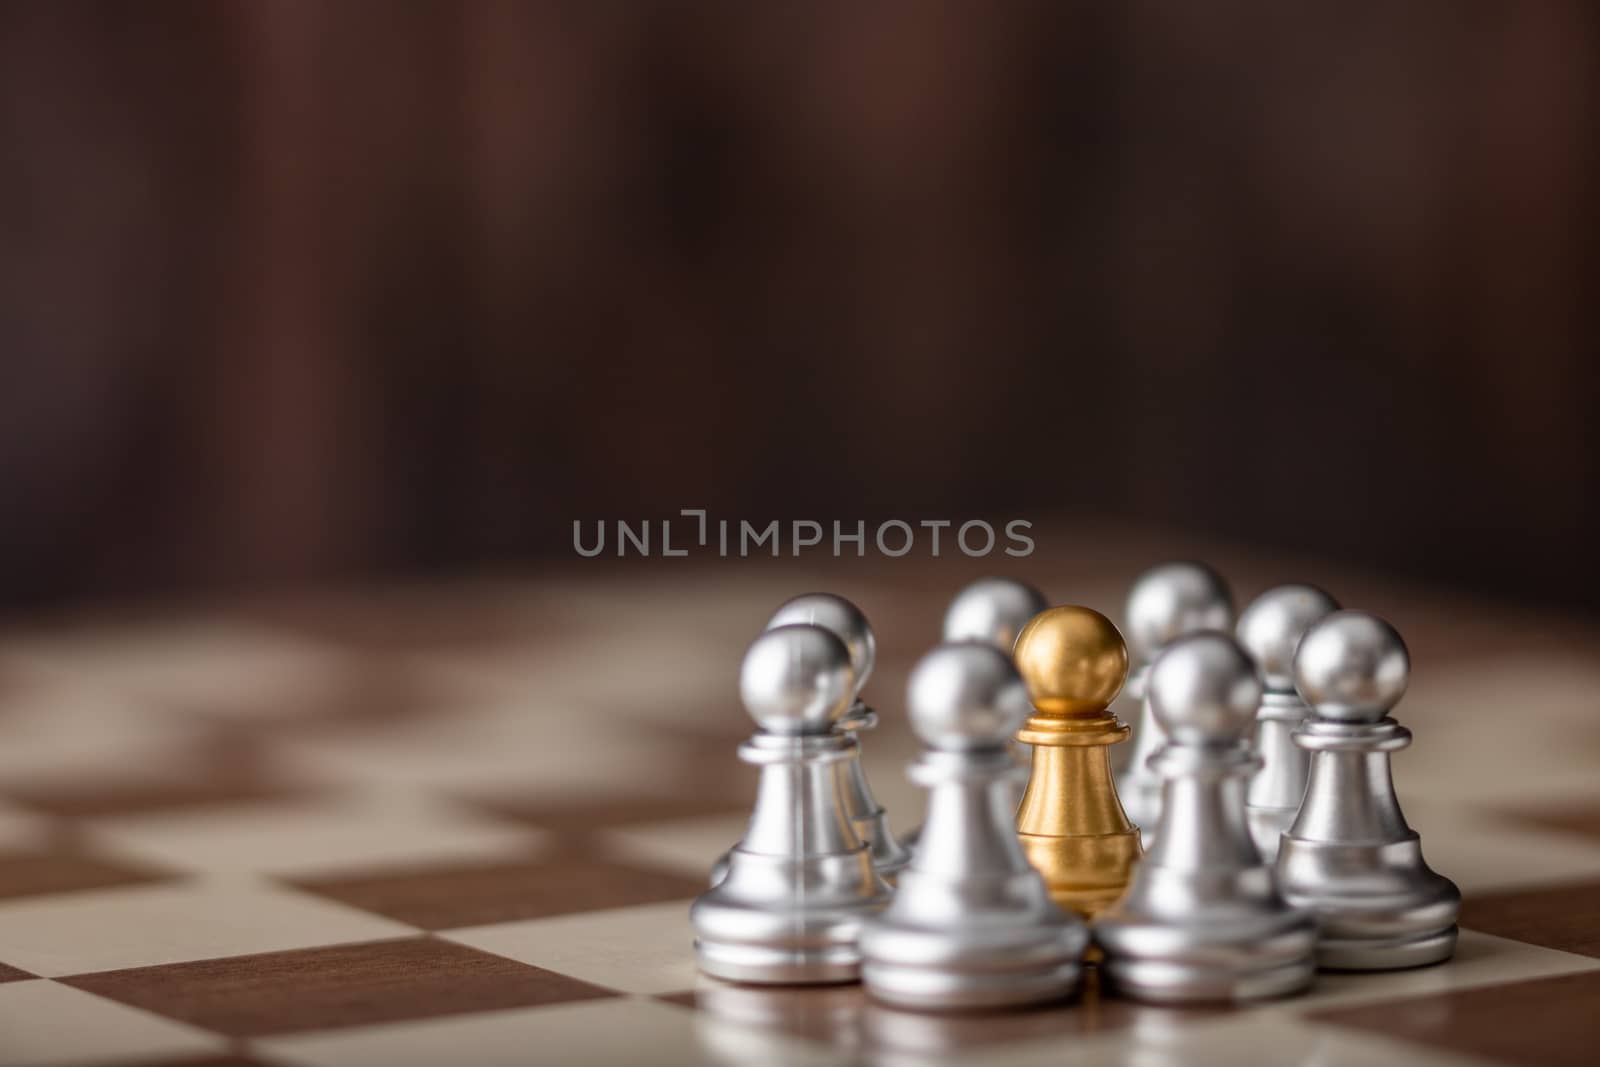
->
{"left": 1, "top": 531, "right": 1598, "bottom": 1067}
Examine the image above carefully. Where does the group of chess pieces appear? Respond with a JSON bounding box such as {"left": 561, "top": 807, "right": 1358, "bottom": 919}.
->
{"left": 690, "top": 563, "right": 1461, "bottom": 1011}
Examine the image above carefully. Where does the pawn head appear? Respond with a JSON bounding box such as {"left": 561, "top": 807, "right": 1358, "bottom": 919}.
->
{"left": 1125, "top": 561, "right": 1234, "bottom": 664}
{"left": 907, "top": 642, "right": 1032, "bottom": 751}
{"left": 739, "top": 624, "right": 855, "bottom": 735}
{"left": 1147, "top": 632, "right": 1263, "bottom": 744}
{"left": 1012, "top": 605, "right": 1128, "bottom": 717}
{"left": 1293, "top": 610, "right": 1409, "bottom": 723}
{"left": 766, "top": 593, "right": 875, "bottom": 696}
{"left": 1236, "top": 583, "right": 1341, "bottom": 691}
{"left": 941, "top": 577, "right": 1048, "bottom": 651}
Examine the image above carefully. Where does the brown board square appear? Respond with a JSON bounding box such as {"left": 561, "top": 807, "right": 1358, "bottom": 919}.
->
{"left": 0, "top": 733, "right": 309, "bottom": 819}
{"left": 97, "top": 1059, "right": 278, "bottom": 1067}
{"left": 0, "top": 848, "right": 174, "bottom": 902}
{"left": 471, "top": 790, "right": 751, "bottom": 837}
{"left": 1503, "top": 799, "right": 1600, "bottom": 843}
{"left": 1460, "top": 880, "right": 1600, "bottom": 959}
{"left": 63, "top": 936, "right": 617, "bottom": 1037}
{"left": 1309, "top": 969, "right": 1600, "bottom": 1067}
{"left": 288, "top": 853, "right": 707, "bottom": 929}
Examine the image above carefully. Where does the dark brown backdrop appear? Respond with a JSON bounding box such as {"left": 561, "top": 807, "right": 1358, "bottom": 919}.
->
{"left": 1, "top": 1, "right": 1594, "bottom": 607}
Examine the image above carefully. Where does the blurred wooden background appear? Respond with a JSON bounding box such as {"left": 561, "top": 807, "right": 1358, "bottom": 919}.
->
{"left": 0, "top": 1, "right": 1594, "bottom": 606}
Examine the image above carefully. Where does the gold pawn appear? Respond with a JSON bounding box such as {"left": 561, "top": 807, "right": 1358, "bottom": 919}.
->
{"left": 1013, "top": 605, "right": 1141, "bottom": 918}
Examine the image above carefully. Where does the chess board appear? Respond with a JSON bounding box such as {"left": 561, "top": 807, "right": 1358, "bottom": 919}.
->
{"left": 2, "top": 528, "right": 1598, "bottom": 1067}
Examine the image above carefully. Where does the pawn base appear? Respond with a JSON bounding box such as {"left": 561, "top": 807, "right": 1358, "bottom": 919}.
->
{"left": 1095, "top": 903, "right": 1318, "bottom": 1005}
{"left": 1277, "top": 833, "right": 1462, "bottom": 972}
{"left": 1316, "top": 925, "right": 1458, "bottom": 972}
{"left": 692, "top": 846, "right": 887, "bottom": 985}
{"left": 1103, "top": 956, "right": 1315, "bottom": 1005}
{"left": 694, "top": 939, "right": 863, "bottom": 986}
{"left": 861, "top": 910, "right": 1087, "bottom": 1012}
{"left": 863, "top": 959, "right": 1081, "bottom": 1012}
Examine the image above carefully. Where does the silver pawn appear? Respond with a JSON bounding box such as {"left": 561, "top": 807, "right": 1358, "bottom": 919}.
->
{"left": 692, "top": 624, "right": 891, "bottom": 984}
{"left": 1275, "top": 611, "right": 1460, "bottom": 970}
{"left": 941, "top": 576, "right": 1048, "bottom": 650}
{"left": 861, "top": 643, "right": 1086, "bottom": 1009}
{"left": 1235, "top": 584, "right": 1340, "bottom": 861}
{"left": 1094, "top": 632, "right": 1317, "bottom": 1003}
{"left": 771, "top": 594, "right": 910, "bottom": 880}
{"left": 1118, "top": 561, "right": 1234, "bottom": 838}
{"left": 709, "top": 593, "right": 910, "bottom": 886}
{"left": 899, "top": 577, "right": 1050, "bottom": 853}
